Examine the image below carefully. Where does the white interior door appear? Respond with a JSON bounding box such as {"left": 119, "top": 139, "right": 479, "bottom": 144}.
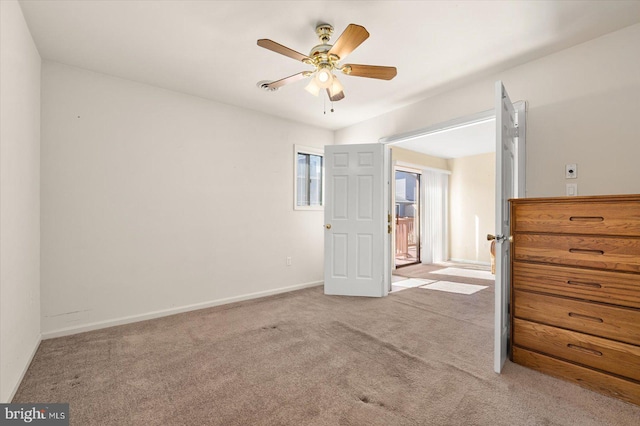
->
{"left": 324, "top": 143, "right": 389, "bottom": 297}
{"left": 494, "top": 81, "right": 526, "bottom": 373}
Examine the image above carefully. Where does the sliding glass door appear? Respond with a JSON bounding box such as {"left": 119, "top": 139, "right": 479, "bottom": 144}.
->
{"left": 395, "top": 170, "right": 420, "bottom": 267}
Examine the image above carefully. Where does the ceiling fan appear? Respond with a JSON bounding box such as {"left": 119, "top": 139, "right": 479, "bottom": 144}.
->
{"left": 257, "top": 23, "right": 397, "bottom": 102}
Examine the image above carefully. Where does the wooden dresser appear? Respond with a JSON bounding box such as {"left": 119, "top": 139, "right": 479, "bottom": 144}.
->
{"left": 510, "top": 194, "right": 640, "bottom": 406}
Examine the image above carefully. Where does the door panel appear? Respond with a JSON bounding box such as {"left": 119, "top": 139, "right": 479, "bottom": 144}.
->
{"left": 324, "top": 143, "right": 388, "bottom": 297}
{"left": 494, "top": 81, "right": 521, "bottom": 373}
{"left": 357, "top": 176, "right": 373, "bottom": 219}
{"left": 333, "top": 176, "right": 348, "bottom": 219}
{"left": 331, "top": 234, "right": 348, "bottom": 277}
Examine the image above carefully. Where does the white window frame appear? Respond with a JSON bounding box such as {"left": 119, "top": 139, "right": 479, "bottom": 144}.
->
{"left": 294, "top": 144, "right": 324, "bottom": 211}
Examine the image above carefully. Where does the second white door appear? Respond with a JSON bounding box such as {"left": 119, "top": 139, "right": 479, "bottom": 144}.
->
{"left": 324, "top": 143, "right": 389, "bottom": 297}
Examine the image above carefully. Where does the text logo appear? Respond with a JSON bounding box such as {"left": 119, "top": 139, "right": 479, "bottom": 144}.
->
{"left": 0, "top": 404, "right": 68, "bottom": 425}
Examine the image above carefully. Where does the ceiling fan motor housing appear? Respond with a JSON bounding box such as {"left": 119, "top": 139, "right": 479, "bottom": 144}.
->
{"left": 309, "top": 43, "right": 331, "bottom": 57}
{"left": 309, "top": 24, "right": 340, "bottom": 70}
{"left": 307, "top": 44, "right": 341, "bottom": 77}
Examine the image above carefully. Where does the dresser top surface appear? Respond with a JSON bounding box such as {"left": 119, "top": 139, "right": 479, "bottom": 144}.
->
{"left": 510, "top": 194, "right": 640, "bottom": 204}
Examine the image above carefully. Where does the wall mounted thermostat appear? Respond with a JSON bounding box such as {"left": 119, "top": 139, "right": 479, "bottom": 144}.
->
{"left": 566, "top": 164, "right": 577, "bottom": 179}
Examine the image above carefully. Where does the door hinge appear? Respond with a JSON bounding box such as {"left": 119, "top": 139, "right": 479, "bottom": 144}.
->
{"left": 388, "top": 224, "right": 392, "bottom": 234}
{"left": 387, "top": 213, "right": 392, "bottom": 223}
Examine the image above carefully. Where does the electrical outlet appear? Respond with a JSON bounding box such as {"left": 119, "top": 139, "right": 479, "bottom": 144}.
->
{"left": 566, "top": 164, "right": 577, "bottom": 179}
{"left": 286, "top": 257, "right": 292, "bottom": 266}
{"left": 566, "top": 183, "right": 578, "bottom": 196}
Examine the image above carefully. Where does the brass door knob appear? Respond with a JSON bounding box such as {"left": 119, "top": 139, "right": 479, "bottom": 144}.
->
{"left": 325, "top": 224, "right": 332, "bottom": 229}
{"left": 487, "top": 234, "right": 513, "bottom": 243}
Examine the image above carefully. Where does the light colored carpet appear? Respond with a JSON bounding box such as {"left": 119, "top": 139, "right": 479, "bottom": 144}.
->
{"left": 13, "top": 284, "right": 640, "bottom": 425}
{"left": 430, "top": 267, "right": 495, "bottom": 281}
{"left": 420, "top": 280, "right": 489, "bottom": 295}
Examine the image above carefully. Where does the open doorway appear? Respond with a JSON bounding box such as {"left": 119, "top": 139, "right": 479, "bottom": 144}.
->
{"left": 386, "top": 110, "right": 497, "bottom": 273}
{"left": 322, "top": 84, "right": 525, "bottom": 373}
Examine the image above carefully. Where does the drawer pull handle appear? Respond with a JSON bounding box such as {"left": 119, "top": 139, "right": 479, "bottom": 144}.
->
{"left": 567, "top": 280, "right": 602, "bottom": 289}
{"left": 569, "top": 216, "right": 604, "bottom": 222}
{"left": 568, "top": 312, "right": 603, "bottom": 323}
{"left": 569, "top": 248, "right": 604, "bottom": 255}
{"left": 567, "top": 344, "right": 603, "bottom": 357}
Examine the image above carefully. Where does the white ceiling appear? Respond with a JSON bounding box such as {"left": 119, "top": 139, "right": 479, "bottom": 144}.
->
{"left": 19, "top": 0, "right": 640, "bottom": 132}
{"left": 393, "top": 118, "right": 495, "bottom": 159}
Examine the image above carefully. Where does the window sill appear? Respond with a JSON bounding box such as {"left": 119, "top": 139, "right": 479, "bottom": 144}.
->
{"left": 294, "top": 205, "right": 324, "bottom": 211}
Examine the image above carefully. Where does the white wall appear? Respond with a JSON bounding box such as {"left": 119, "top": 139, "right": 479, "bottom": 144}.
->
{"left": 41, "top": 62, "right": 332, "bottom": 336}
{"left": 0, "top": 0, "right": 41, "bottom": 403}
{"left": 448, "top": 153, "right": 495, "bottom": 264}
{"left": 336, "top": 24, "right": 640, "bottom": 198}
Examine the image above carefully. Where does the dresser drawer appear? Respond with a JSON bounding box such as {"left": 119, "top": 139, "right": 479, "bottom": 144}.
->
{"left": 512, "top": 262, "right": 640, "bottom": 309}
{"left": 512, "top": 200, "right": 640, "bottom": 236}
{"left": 513, "top": 318, "right": 640, "bottom": 382}
{"left": 514, "top": 290, "right": 640, "bottom": 345}
{"left": 513, "top": 234, "right": 640, "bottom": 273}
{"left": 512, "top": 346, "right": 640, "bottom": 406}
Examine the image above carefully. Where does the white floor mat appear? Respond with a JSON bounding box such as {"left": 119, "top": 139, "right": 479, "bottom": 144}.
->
{"left": 420, "top": 281, "right": 488, "bottom": 295}
{"left": 392, "top": 278, "right": 436, "bottom": 288}
{"left": 430, "top": 267, "right": 494, "bottom": 281}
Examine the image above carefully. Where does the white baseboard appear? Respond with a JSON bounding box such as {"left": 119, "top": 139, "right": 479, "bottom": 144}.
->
{"left": 449, "top": 258, "right": 491, "bottom": 266}
{"left": 5, "top": 333, "right": 41, "bottom": 403}
{"left": 42, "top": 281, "right": 323, "bottom": 340}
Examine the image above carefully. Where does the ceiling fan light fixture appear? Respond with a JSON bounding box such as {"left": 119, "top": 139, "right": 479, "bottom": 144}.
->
{"left": 305, "top": 78, "right": 321, "bottom": 96}
{"left": 315, "top": 67, "right": 333, "bottom": 88}
{"left": 328, "top": 76, "right": 344, "bottom": 97}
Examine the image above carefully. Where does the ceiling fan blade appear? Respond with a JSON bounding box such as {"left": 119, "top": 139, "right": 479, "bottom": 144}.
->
{"left": 326, "top": 88, "right": 345, "bottom": 102}
{"left": 265, "top": 72, "right": 309, "bottom": 89}
{"left": 328, "top": 24, "right": 369, "bottom": 60}
{"left": 342, "top": 64, "right": 397, "bottom": 80}
{"left": 257, "top": 39, "right": 310, "bottom": 62}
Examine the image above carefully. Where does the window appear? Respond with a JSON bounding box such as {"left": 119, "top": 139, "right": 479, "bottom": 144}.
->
{"left": 294, "top": 145, "right": 324, "bottom": 210}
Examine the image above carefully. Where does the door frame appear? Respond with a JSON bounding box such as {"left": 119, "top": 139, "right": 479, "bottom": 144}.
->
{"left": 380, "top": 108, "right": 496, "bottom": 273}
{"left": 380, "top": 109, "right": 496, "bottom": 146}
{"left": 379, "top": 103, "right": 526, "bottom": 238}
{"left": 378, "top": 101, "right": 526, "bottom": 370}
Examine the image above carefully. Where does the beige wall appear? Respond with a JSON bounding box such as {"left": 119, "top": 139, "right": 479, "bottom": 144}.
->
{"left": 448, "top": 153, "right": 495, "bottom": 264}
{"left": 0, "top": 0, "right": 41, "bottom": 402}
{"left": 40, "top": 61, "right": 333, "bottom": 337}
{"left": 391, "top": 146, "right": 450, "bottom": 171}
{"left": 391, "top": 148, "right": 495, "bottom": 264}
{"left": 336, "top": 24, "right": 640, "bottom": 198}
